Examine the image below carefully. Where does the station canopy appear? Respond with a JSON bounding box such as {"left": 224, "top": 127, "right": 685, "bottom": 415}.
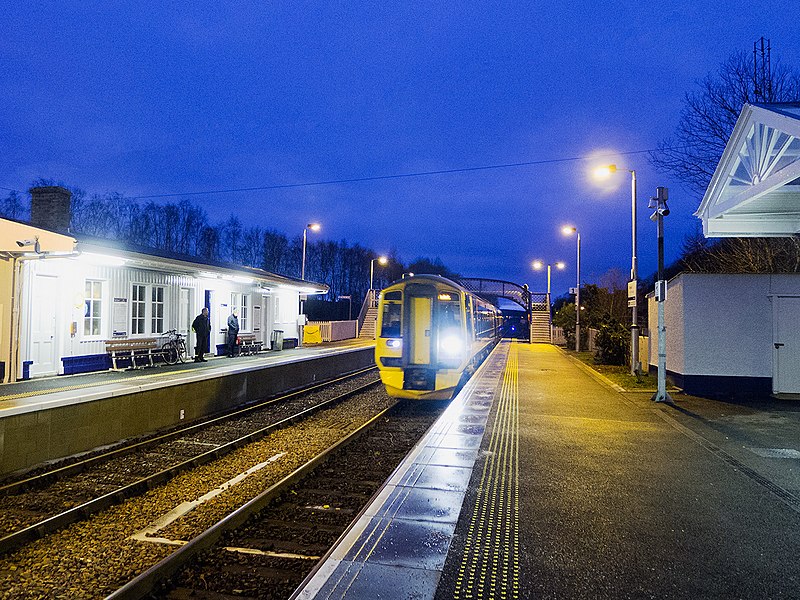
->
{"left": 696, "top": 103, "right": 800, "bottom": 237}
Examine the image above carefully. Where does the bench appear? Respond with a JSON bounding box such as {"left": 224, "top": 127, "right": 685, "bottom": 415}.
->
{"left": 238, "top": 333, "right": 263, "bottom": 356}
{"left": 105, "top": 338, "right": 161, "bottom": 370}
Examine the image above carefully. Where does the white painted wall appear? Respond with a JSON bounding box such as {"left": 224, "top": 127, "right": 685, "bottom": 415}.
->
{"left": 648, "top": 273, "right": 800, "bottom": 378}
{"left": 19, "top": 254, "right": 305, "bottom": 374}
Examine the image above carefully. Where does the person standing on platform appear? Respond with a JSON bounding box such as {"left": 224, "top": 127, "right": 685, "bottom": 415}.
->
{"left": 226, "top": 309, "right": 240, "bottom": 357}
{"left": 191, "top": 307, "right": 211, "bottom": 362}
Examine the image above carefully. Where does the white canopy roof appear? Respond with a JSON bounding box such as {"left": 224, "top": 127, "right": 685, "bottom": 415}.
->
{"left": 696, "top": 103, "right": 800, "bottom": 237}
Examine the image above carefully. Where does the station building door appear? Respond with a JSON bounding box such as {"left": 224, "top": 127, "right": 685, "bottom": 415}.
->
{"left": 179, "top": 288, "right": 194, "bottom": 352}
{"left": 30, "top": 274, "right": 58, "bottom": 377}
{"left": 774, "top": 296, "right": 800, "bottom": 394}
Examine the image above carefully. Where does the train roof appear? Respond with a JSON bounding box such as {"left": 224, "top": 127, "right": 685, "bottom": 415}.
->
{"left": 384, "top": 274, "right": 496, "bottom": 306}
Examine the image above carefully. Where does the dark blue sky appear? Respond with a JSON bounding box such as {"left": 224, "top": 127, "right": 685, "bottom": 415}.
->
{"left": 3, "top": 2, "right": 798, "bottom": 295}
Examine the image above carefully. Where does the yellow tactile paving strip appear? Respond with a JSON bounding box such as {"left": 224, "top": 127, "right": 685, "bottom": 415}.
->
{"left": 454, "top": 340, "right": 520, "bottom": 600}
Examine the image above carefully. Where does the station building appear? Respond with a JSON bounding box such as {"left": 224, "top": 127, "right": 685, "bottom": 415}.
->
{"left": 648, "top": 102, "right": 800, "bottom": 398}
{"left": 1, "top": 186, "right": 328, "bottom": 383}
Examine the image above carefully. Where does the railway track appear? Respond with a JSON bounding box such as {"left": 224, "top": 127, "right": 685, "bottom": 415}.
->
{"left": 0, "top": 376, "right": 401, "bottom": 598}
{"left": 113, "top": 400, "right": 446, "bottom": 600}
{"left": 0, "top": 368, "right": 379, "bottom": 556}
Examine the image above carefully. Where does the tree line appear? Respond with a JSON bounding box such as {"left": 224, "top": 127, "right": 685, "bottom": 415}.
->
{"left": 1, "top": 184, "right": 458, "bottom": 318}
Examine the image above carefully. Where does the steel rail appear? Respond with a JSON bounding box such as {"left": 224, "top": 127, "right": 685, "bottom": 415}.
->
{"left": 0, "top": 365, "right": 376, "bottom": 497}
{"left": 0, "top": 376, "right": 380, "bottom": 556}
{"left": 106, "top": 400, "right": 399, "bottom": 600}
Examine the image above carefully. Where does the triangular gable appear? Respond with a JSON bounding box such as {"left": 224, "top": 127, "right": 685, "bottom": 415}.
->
{"left": 696, "top": 103, "right": 800, "bottom": 237}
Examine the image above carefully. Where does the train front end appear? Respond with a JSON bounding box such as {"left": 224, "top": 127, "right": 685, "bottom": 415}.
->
{"left": 375, "top": 276, "right": 472, "bottom": 400}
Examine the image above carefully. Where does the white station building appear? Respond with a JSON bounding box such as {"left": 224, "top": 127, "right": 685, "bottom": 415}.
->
{"left": 1, "top": 186, "right": 328, "bottom": 383}
{"left": 649, "top": 103, "right": 800, "bottom": 397}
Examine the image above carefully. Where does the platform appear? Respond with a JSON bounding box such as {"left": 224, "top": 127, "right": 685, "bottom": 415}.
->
{"left": 0, "top": 340, "right": 374, "bottom": 477}
{"left": 296, "top": 340, "right": 800, "bottom": 599}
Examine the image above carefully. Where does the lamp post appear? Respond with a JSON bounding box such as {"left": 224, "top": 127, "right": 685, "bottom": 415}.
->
{"left": 370, "top": 256, "right": 388, "bottom": 290}
{"left": 532, "top": 260, "right": 566, "bottom": 298}
{"left": 301, "top": 222, "right": 321, "bottom": 281}
{"left": 593, "top": 164, "right": 639, "bottom": 376}
{"left": 532, "top": 260, "right": 565, "bottom": 344}
{"left": 561, "top": 227, "right": 580, "bottom": 352}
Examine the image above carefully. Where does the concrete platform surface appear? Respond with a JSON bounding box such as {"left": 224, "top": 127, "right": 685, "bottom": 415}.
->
{"left": 0, "top": 339, "right": 371, "bottom": 417}
{"left": 0, "top": 340, "right": 374, "bottom": 476}
{"left": 297, "top": 340, "right": 800, "bottom": 599}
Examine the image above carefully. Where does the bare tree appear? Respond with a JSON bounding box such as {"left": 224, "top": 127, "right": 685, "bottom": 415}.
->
{"left": 651, "top": 46, "right": 800, "bottom": 197}
{"left": 260, "top": 229, "right": 289, "bottom": 273}
{"left": 0, "top": 191, "right": 29, "bottom": 221}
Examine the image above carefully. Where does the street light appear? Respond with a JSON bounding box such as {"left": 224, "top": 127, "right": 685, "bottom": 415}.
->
{"left": 593, "top": 163, "right": 639, "bottom": 376}
{"left": 532, "top": 260, "right": 566, "bottom": 298}
{"left": 301, "top": 222, "right": 321, "bottom": 281}
{"left": 532, "top": 260, "right": 565, "bottom": 344}
{"left": 370, "top": 256, "right": 388, "bottom": 290}
{"left": 561, "top": 226, "right": 581, "bottom": 352}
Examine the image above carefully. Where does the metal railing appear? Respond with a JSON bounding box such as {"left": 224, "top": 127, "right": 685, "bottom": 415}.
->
{"left": 357, "top": 289, "right": 378, "bottom": 334}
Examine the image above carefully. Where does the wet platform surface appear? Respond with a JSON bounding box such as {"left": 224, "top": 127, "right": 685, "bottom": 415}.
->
{"left": 297, "top": 340, "right": 800, "bottom": 600}
{"left": 0, "top": 339, "right": 370, "bottom": 417}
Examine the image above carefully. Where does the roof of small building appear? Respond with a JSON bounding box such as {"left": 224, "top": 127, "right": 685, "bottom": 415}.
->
{"left": 696, "top": 102, "right": 800, "bottom": 238}
{"left": 0, "top": 216, "right": 329, "bottom": 294}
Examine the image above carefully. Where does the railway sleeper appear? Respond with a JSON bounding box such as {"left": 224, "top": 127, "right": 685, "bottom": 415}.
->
{"left": 233, "top": 537, "right": 329, "bottom": 556}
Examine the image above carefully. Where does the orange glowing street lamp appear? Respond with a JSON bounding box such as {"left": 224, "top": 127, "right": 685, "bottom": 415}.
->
{"left": 370, "top": 255, "right": 389, "bottom": 290}
{"left": 301, "top": 222, "right": 321, "bottom": 281}
{"left": 592, "top": 162, "right": 640, "bottom": 375}
{"left": 532, "top": 260, "right": 565, "bottom": 297}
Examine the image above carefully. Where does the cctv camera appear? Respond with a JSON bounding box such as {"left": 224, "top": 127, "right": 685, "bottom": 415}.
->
{"left": 16, "top": 239, "right": 36, "bottom": 247}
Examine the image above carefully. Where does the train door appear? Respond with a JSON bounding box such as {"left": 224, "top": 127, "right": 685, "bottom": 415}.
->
{"left": 404, "top": 283, "right": 435, "bottom": 366}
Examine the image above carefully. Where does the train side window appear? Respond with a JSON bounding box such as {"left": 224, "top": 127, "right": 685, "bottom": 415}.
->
{"left": 383, "top": 291, "right": 401, "bottom": 301}
{"left": 381, "top": 302, "right": 402, "bottom": 337}
{"left": 465, "top": 297, "right": 474, "bottom": 339}
{"left": 439, "top": 299, "right": 461, "bottom": 330}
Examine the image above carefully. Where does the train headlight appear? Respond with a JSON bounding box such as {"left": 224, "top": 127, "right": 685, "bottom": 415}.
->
{"left": 386, "top": 339, "right": 402, "bottom": 349}
{"left": 439, "top": 335, "right": 463, "bottom": 356}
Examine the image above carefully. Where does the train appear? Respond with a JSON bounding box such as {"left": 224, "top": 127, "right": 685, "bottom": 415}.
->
{"left": 374, "top": 274, "right": 502, "bottom": 399}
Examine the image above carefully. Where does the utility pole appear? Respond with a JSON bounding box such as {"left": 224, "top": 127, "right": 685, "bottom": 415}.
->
{"left": 650, "top": 187, "right": 673, "bottom": 404}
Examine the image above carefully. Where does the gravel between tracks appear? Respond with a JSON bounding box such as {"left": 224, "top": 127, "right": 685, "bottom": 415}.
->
{"left": 0, "top": 372, "right": 378, "bottom": 538}
{"left": 0, "top": 386, "right": 393, "bottom": 599}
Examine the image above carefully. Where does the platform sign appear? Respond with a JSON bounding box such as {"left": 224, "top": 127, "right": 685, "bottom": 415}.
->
{"left": 112, "top": 297, "right": 127, "bottom": 337}
{"left": 628, "top": 280, "right": 637, "bottom": 299}
{"left": 569, "top": 287, "right": 578, "bottom": 295}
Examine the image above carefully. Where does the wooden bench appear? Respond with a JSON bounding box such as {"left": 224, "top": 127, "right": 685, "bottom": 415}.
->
{"left": 105, "top": 338, "right": 161, "bottom": 370}
{"left": 238, "top": 333, "right": 263, "bottom": 356}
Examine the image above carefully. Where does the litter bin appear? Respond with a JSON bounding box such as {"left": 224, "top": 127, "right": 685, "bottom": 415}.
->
{"left": 271, "top": 329, "right": 284, "bottom": 351}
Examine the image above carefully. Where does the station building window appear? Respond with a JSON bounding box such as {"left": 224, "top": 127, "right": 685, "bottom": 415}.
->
{"left": 151, "top": 286, "right": 165, "bottom": 334}
{"left": 231, "top": 292, "right": 250, "bottom": 331}
{"left": 84, "top": 280, "right": 104, "bottom": 337}
{"left": 241, "top": 294, "right": 249, "bottom": 331}
{"left": 131, "top": 284, "right": 146, "bottom": 335}
{"left": 131, "top": 283, "right": 167, "bottom": 336}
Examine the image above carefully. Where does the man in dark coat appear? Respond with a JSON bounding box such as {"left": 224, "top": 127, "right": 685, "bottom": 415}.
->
{"left": 191, "top": 307, "right": 211, "bottom": 362}
{"left": 226, "top": 309, "right": 240, "bottom": 357}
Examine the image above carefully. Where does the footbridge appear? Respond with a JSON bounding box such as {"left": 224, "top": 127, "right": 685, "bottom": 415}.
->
{"left": 456, "top": 278, "right": 552, "bottom": 342}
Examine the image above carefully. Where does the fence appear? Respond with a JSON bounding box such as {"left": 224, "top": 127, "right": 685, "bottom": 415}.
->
{"left": 307, "top": 320, "right": 358, "bottom": 342}
{"left": 550, "top": 327, "right": 598, "bottom": 351}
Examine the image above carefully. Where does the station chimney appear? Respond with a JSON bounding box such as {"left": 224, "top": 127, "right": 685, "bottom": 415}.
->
{"left": 29, "top": 186, "right": 72, "bottom": 233}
